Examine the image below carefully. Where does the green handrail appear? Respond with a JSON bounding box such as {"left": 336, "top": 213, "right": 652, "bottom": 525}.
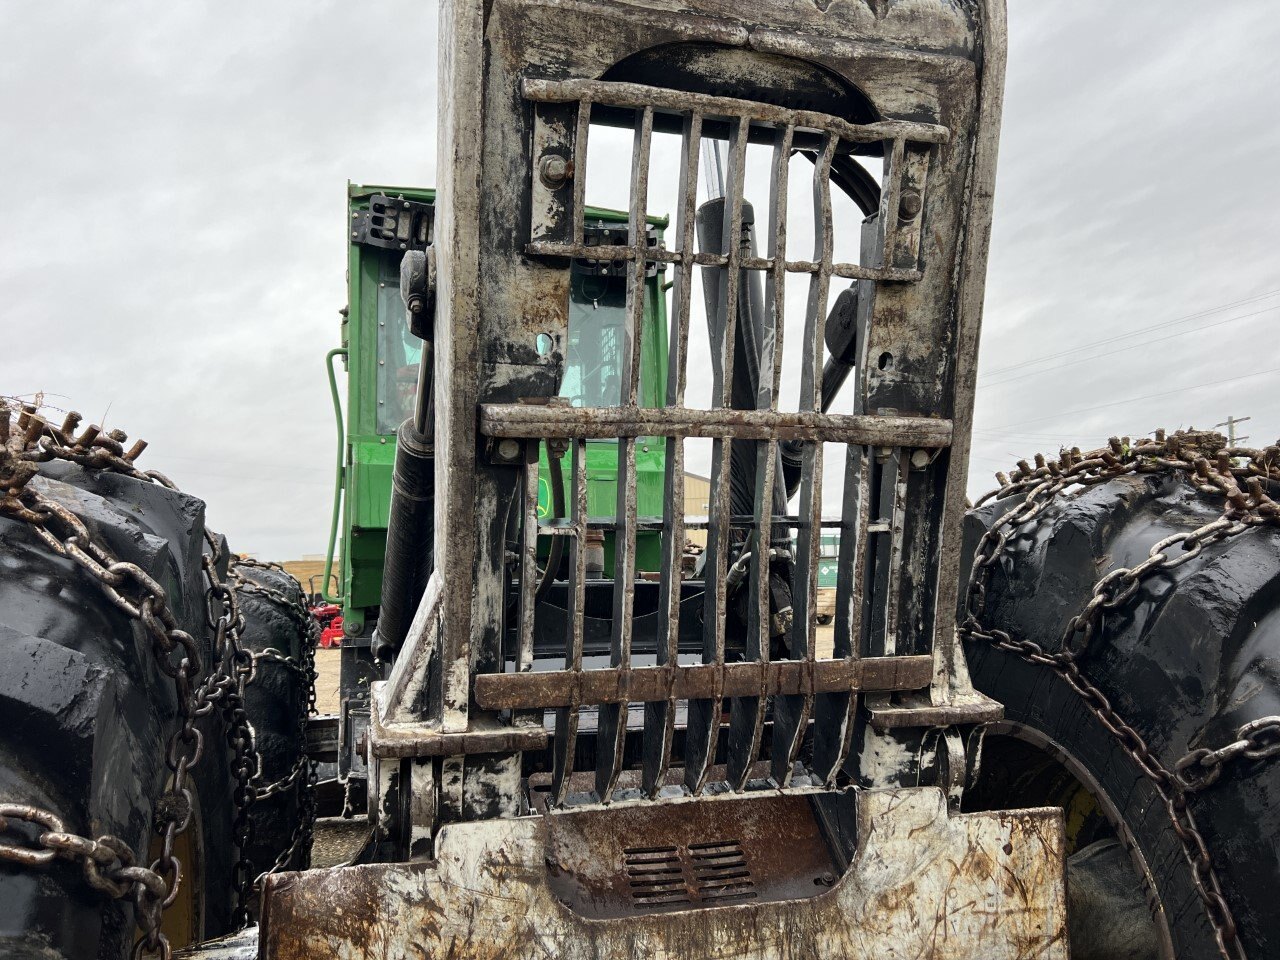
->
{"left": 322, "top": 347, "right": 348, "bottom": 604}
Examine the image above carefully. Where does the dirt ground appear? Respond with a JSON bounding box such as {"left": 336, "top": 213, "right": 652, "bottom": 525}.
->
{"left": 315, "top": 648, "right": 342, "bottom": 714}
{"left": 815, "top": 623, "right": 834, "bottom": 658}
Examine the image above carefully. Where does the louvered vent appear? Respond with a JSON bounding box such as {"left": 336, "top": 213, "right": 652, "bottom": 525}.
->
{"left": 624, "top": 839, "right": 756, "bottom": 910}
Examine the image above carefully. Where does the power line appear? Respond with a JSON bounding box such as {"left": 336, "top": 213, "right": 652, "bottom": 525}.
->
{"left": 972, "top": 430, "right": 1079, "bottom": 444}
{"left": 979, "top": 288, "right": 1280, "bottom": 379}
{"left": 979, "top": 303, "right": 1280, "bottom": 390}
{"left": 987, "top": 365, "right": 1280, "bottom": 431}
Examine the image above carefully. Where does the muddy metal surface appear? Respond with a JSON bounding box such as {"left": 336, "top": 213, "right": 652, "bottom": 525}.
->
{"left": 264, "top": 788, "right": 1067, "bottom": 960}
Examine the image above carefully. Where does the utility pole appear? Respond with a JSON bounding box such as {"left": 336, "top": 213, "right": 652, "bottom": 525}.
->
{"left": 1213, "top": 415, "right": 1251, "bottom": 446}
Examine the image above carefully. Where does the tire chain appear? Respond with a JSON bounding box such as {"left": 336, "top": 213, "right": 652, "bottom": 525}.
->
{"left": 0, "top": 403, "right": 317, "bottom": 957}
{"left": 963, "top": 428, "right": 1280, "bottom": 960}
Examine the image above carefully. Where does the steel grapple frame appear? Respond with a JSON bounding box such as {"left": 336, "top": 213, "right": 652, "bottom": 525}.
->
{"left": 261, "top": 0, "right": 1070, "bottom": 956}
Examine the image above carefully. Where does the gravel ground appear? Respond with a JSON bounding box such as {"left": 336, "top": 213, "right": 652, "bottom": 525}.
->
{"left": 310, "top": 817, "right": 371, "bottom": 868}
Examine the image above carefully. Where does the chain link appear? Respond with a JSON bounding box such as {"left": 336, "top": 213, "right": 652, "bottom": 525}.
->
{"left": 0, "top": 402, "right": 317, "bottom": 955}
{"left": 964, "top": 428, "right": 1280, "bottom": 960}
{"left": 1175, "top": 716, "right": 1280, "bottom": 792}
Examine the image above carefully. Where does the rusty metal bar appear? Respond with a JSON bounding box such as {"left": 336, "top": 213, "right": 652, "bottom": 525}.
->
{"left": 551, "top": 439, "right": 589, "bottom": 805}
{"left": 550, "top": 514, "right": 851, "bottom": 533}
{"left": 622, "top": 107, "right": 653, "bottom": 408}
{"left": 474, "top": 654, "right": 933, "bottom": 710}
{"left": 571, "top": 99, "right": 591, "bottom": 247}
{"left": 812, "top": 444, "right": 871, "bottom": 783}
{"left": 771, "top": 133, "right": 837, "bottom": 785}
{"left": 686, "top": 117, "right": 750, "bottom": 795}
{"left": 525, "top": 241, "right": 921, "bottom": 284}
{"left": 369, "top": 728, "right": 551, "bottom": 759}
{"left": 642, "top": 112, "right": 701, "bottom": 798}
{"left": 596, "top": 106, "right": 653, "bottom": 802}
{"left": 518, "top": 445, "right": 540, "bottom": 673}
{"left": 534, "top": 520, "right": 577, "bottom": 535}
{"left": 879, "top": 138, "right": 905, "bottom": 272}
{"left": 881, "top": 451, "right": 910, "bottom": 655}
{"left": 479, "top": 405, "right": 953, "bottom": 446}
{"left": 764, "top": 128, "right": 793, "bottom": 411}
{"left": 369, "top": 702, "right": 551, "bottom": 758}
{"left": 522, "top": 77, "right": 950, "bottom": 146}
{"left": 725, "top": 123, "right": 794, "bottom": 791}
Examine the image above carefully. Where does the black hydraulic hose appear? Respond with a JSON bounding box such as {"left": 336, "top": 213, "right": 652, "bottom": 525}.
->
{"left": 696, "top": 198, "right": 790, "bottom": 548}
{"left": 371, "top": 418, "right": 434, "bottom": 663}
{"left": 776, "top": 153, "right": 882, "bottom": 495}
{"left": 827, "top": 152, "right": 881, "bottom": 218}
{"left": 373, "top": 250, "right": 437, "bottom": 663}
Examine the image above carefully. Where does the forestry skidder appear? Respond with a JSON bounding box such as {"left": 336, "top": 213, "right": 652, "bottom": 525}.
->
{"left": 13, "top": 1, "right": 1279, "bottom": 959}
{"left": 262, "top": 0, "right": 1070, "bottom": 956}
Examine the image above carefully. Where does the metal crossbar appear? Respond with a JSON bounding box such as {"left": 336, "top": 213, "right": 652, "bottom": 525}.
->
{"left": 475, "top": 656, "right": 933, "bottom": 709}
{"left": 499, "top": 77, "right": 951, "bottom": 804}
{"left": 480, "top": 406, "right": 952, "bottom": 445}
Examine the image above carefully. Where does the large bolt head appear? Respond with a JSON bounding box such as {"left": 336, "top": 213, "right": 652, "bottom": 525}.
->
{"left": 899, "top": 189, "right": 923, "bottom": 220}
{"left": 539, "top": 154, "right": 572, "bottom": 188}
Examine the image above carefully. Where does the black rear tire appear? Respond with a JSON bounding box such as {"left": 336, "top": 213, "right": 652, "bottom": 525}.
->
{"left": 963, "top": 471, "right": 1280, "bottom": 959}
{"left": 232, "top": 560, "right": 315, "bottom": 879}
{"left": 0, "top": 462, "right": 236, "bottom": 959}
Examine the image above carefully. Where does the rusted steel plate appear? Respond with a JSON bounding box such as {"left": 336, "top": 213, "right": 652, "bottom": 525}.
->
{"left": 369, "top": 685, "right": 550, "bottom": 759}
{"left": 474, "top": 654, "right": 932, "bottom": 710}
{"left": 260, "top": 788, "right": 1067, "bottom": 960}
{"left": 865, "top": 690, "right": 1004, "bottom": 729}
{"left": 479, "top": 405, "right": 953, "bottom": 446}
{"left": 544, "top": 793, "right": 838, "bottom": 918}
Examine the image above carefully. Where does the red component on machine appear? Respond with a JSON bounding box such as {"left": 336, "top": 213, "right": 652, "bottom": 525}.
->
{"left": 310, "top": 603, "right": 343, "bottom": 648}
{"left": 319, "top": 616, "right": 344, "bottom": 648}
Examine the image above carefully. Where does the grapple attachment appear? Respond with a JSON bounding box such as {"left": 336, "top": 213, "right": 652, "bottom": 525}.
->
{"left": 262, "top": 0, "right": 1068, "bottom": 955}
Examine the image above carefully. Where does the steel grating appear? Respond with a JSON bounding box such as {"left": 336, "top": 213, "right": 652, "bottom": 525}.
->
{"left": 460, "top": 76, "right": 961, "bottom": 804}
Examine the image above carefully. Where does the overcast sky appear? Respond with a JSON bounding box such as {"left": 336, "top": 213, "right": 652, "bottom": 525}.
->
{"left": 3, "top": 2, "right": 1278, "bottom": 561}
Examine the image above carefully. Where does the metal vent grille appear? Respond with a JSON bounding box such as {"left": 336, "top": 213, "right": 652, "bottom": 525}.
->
{"left": 688, "top": 840, "right": 755, "bottom": 903}
{"left": 625, "top": 846, "right": 688, "bottom": 908}
{"left": 624, "top": 840, "right": 756, "bottom": 909}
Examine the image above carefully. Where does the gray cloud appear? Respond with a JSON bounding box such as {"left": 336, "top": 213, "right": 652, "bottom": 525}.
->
{"left": 2, "top": 2, "right": 1276, "bottom": 558}
{"left": 1, "top": 1, "right": 438, "bottom": 558}
{"left": 973, "top": 2, "right": 1280, "bottom": 488}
